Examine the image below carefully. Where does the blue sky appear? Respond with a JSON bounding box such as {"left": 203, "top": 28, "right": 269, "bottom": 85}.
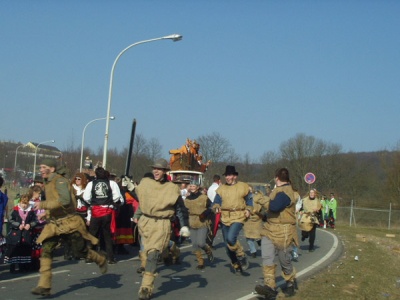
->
{"left": 1, "top": 1, "right": 399, "bottom": 161}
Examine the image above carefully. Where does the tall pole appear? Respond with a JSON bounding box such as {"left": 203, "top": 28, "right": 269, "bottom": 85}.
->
{"left": 80, "top": 116, "right": 115, "bottom": 172}
{"left": 14, "top": 144, "right": 26, "bottom": 179}
{"left": 33, "top": 140, "right": 55, "bottom": 179}
{"left": 3, "top": 154, "right": 7, "bottom": 169}
{"left": 102, "top": 34, "right": 182, "bottom": 169}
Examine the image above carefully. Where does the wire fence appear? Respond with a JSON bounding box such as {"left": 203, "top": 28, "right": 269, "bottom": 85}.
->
{"left": 336, "top": 201, "right": 400, "bottom": 230}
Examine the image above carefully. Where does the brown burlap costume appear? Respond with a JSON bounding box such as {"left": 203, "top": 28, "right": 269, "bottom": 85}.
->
{"left": 243, "top": 192, "right": 263, "bottom": 240}
{"left": 136, "top": 177, "right": 182, "bottom": 299}
{"left": 214, "top": 181, "right": 252, "bottom": 226}
{"left": 32, "top": 172, "right": 106, "bottom": 296}
{"left": 255, "top": 183, "right": 297, "bottom": 297}
{"left": 136, "top": 178, "right": 180, "bottom": 253}
{"left": 260, "top": 185, "right": 297, "bottom": 250}
{"left": 184, "top": 194, "right": 209, "bottom": 229}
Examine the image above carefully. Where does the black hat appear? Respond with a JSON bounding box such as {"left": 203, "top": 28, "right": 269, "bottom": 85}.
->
{"left": 223, "top": 165, "right": 238, "bottom": 176}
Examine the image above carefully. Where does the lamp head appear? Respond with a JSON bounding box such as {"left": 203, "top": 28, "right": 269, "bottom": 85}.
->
{"left": 110, "top": 116, "right": 116, "bottom": 120}
{"left": 163, "top": 34, "right": 183, "bottom": 42}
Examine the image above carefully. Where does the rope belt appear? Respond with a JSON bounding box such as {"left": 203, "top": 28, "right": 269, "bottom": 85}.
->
{"left": 143, "top": 213, "right": 171, "bottom": 220}
{"left": 220, "top": 208, "right": 246, "bottom": 212}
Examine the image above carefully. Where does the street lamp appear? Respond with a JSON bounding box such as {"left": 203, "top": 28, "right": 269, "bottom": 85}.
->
{"left": 33, "top": 140, "right": 55, "bottom": 179}
{"left": 80, "top": 116, "right": 115, "bottom": 172}
{"left": 3, "top": 154, "right": 8, "bottom": 169}
{"left": 14, "top": 143, "right": 27, "bottom": 178}
{"left": 102, "top": 33, "right": 183, "bottom": 168}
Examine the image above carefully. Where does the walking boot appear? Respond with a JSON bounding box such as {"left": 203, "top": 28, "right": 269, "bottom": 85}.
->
{"left": 228, "top": 241, "right": 249, "bottom": 270}
{"left": 237, "top": 254, "right": 249, "bottom": 271}
{"left": 254, "top": 284, "right": 278, "bottom": 299}
{"left": 138, "top": 272, "right": 156, "bottom": 300}
{"left": 31, "top": 286, "right": 51, "bottom": 296}
{"left": 282, "top": 269, "right": 297, "bottom": 297}
{"left": 282, "top": 284, "right": 295, "bottom": 297}
{"left": 87, "top": 249, "right": 108, "bottom": 274}
{"left": 32, "top": 257, "right": 52, "bottom": 296}
{"left": 255, "top": 264, "right": 277, "bottom": 298}
{"left": 231, "top": 262, "right": 243, "bottom": 275}
{"left": 194, "top": 250, "right": 204, "bottom": 270}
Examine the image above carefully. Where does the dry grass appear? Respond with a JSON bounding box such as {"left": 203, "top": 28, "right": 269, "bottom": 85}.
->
{"left": 286, "top": 225, "right": 400, "bottom": 299}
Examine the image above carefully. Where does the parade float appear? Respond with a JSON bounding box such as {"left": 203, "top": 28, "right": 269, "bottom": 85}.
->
{"left": 167, "top": 138, "right": 211, "bottom": 186}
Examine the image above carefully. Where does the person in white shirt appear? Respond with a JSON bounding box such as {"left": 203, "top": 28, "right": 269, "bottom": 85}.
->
{"left": 206, "top": 175, "right": 221, "bottom": 248}
{"left": 83, "top": 167, "right": 123, "bottom": 264}
{"left": 207, "top": 174, "right": 220, "bottom": 203}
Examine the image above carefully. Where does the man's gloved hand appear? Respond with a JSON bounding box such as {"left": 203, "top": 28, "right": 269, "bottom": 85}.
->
{"left": 122, "top": 176, "right": 135, "bottom": 191}
{"left": 179, "top": 226, "right": 190, "bottom": 237}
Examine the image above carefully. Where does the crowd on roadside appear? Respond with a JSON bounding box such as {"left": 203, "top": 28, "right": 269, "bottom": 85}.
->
{"left": 0, "top": 160, "right": 338, "bottom": 300}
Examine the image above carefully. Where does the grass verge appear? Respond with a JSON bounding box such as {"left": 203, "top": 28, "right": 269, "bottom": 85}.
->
{"left": 287, "top": 225, "right": 400, "bottom": 299}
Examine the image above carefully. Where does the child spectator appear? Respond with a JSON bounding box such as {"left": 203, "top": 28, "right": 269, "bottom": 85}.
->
{"left": 4, "top": 194, "right": 38, "bottom": 273}
{"left": 29, "top": 186, "right": 46, "bottom": 270}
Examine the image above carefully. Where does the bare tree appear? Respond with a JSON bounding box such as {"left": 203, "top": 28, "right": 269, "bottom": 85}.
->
{"left": 260, "top": 150, "right": 281, "bottom": 166}
{"left": 279, "top": 133, "right": 342, "bottom": 192}
{"left": 197, "top": 132, "right": 235, "bottom": 163}
{"left": 380, "top": 142, "right": 400, "bottom": 208}
{"left": 147, "top": 138, "right": 163, "bottom": 162}
{"left": 133, "top": 133, "right": 149, "bottom": 157}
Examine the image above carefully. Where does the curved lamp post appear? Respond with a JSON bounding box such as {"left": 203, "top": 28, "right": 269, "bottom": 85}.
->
{"left": 33, "top": 140, "right": 55, "bottom": 179}
{"left": 80, "top": 116, "right": 115, "bottom": 172}
{"left": 102, "top": 33, "right": 183, "bottom": 169}
{"left": 14, "top": 143, "right": 27, "bottom": 179}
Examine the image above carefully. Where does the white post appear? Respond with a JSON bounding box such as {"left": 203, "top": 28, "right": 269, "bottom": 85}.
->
{"left": 14, "top": 144, "right": 25, "bottom": 178}
{"left": 350, "top": 199, "right": 353, "bottom": 227}
{"left": 80, "top": 116, "right": 115, "bottom": 172}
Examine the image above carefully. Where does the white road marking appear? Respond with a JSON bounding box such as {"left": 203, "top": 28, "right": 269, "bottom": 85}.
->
{"left": 1, "top": 270, "right": 70, "bottom": 283}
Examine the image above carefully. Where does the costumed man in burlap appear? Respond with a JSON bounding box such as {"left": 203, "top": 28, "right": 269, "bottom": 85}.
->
{"left": 291, "top": 188, "right": 302, "bottom": 261}
{"left": 299, "top": 189, "right": 322, "bottom": 252}
{"left": 31, "top": 159, "right": 107, "bottom": 297}
{"left": 184, "top": 179, "right": 214, "bottom": 270}
{"left": 135, "top": 158, "right": 190, "bottom": 300}
{"left": 212, "top": 165, "right": 253, "bottom": 274}
{"left": 254, "top": 168, "right": 298, "bottom": 299}
{"left": 243, "top": 186, "right": 264, "bottom": 259}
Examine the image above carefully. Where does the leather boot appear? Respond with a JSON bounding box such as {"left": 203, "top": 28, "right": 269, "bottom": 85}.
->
{"left": 194, "top": 250, "right": 204, "bottom": 269}
{"left": 138, "top": 272, "right": 156, "bottom": 300}
{"left": 31, "top": 257, "right": 52, "bottom": 296}
{"left": 228, "top": 241, "right": 248, "bottom": 270}
{"left": 87, "top": 249, "right": 108, "bottom": 274}
{"left": 282, "top": 268, "right": 297, "bottom": 297}
{"left": 255, "top": 265, "right": 278, "bottom": 299}
{"left": 231, "top": 262, "right": 243, "bottom": 275}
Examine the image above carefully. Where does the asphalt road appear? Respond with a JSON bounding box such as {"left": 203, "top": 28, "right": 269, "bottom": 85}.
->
{"left": 0, "top": 228, "right": 342, "bottom": 300}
